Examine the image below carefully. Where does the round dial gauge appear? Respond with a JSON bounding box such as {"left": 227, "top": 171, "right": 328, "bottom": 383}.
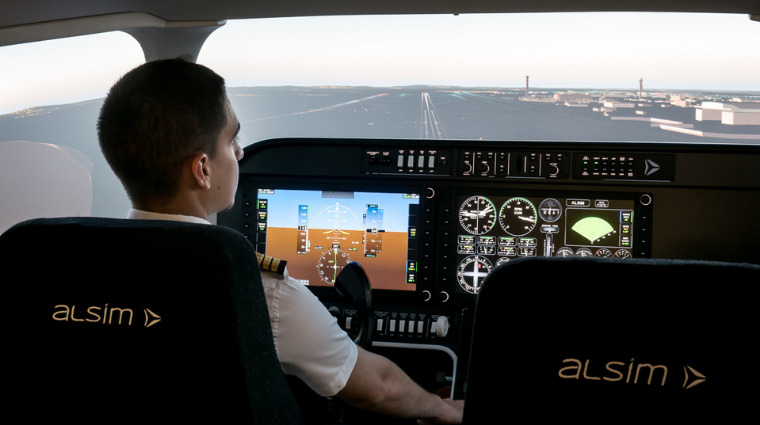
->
{"left": 499, "top": 197, "right": 537, "bottom": 236}
{"left": 595, "top": 248, "right": 613, "bottom": 257}
{"left": 317, "top": 246, "right": 351, "bottom": 284}
{"left": 495, "top": 257, "right": 510, "bottom": 267}
{"left": 459, "top": 196, "right": 496, "bottom": 235}
{"left": 457, "top": 255, "right": 493, "bottom": 294}
{"left": 538, "top": 198, "right": 563, "bottom": 223}
{"left": 614, "top": 249, "right": 632, "bottom": 259}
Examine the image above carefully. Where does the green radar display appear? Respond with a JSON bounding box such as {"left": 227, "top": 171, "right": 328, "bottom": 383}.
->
{"left": 571, "top": 217, "right": 615, "bottom": 244}
{"left": 565, "top": 208, "right": 631, "bottom": 247}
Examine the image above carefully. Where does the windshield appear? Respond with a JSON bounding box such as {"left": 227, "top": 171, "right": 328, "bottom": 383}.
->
{"left": 0, "top": 31, "right": 143, "bottom": 230}
{"left": 1, "top": 12, "right": 759, "bottom": 229}
{"left": 197, "top": 13, "right": 760, "bottom": 146}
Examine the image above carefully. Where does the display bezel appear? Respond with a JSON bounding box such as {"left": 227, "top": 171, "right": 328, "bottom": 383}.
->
{"left": 234, "top": 179, "right": 434, "bottom": 303}
{"left": 449, "top": 188, "right": 653, "bottom": 295}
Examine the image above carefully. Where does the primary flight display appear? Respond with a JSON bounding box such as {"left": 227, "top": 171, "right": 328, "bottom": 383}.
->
{"left": 256, "top": 188, "right": 420, "bottom": 291}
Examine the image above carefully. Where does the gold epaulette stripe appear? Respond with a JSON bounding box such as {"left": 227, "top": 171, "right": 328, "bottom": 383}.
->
{"left": 255, "top": 252, "right": 287, "bottom": 274}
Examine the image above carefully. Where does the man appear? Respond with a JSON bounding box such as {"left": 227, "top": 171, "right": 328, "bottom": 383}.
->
{"left": 98, "top": 58, "right": 463, "bottom": 424}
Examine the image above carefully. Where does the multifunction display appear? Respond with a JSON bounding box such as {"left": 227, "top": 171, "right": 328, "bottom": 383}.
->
{"left": 255, "top": 188, "right": 420, "bottom": 291}
{"left": 455, "top": 194, "right": 639, "bottom": 294}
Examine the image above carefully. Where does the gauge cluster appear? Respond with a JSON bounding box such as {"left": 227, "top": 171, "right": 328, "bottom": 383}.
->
{"left": 220, "top": 138, "right": 760, "bottom": 404}
{"left": 452, "top": 192, "right": 652, "bottom": 294}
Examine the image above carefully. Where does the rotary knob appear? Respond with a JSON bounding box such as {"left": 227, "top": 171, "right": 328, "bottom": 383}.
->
{"left": 432, "top": 316, "right": 450, "bottom": 338}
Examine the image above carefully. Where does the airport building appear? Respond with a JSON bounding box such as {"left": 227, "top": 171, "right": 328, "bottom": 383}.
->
{"left": 696, "top": 101, "right": 760, "bottom": 125}
{"left": 553, "top": 92, "right": 592, "bottom": 105}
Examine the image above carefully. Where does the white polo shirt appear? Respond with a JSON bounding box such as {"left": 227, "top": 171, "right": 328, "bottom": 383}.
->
{"left": 127, "top": 209, "right": 358, "bottom": 396}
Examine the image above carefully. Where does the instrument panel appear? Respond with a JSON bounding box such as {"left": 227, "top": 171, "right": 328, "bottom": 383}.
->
{"left": 221, "top": 137, "right": 760, "bottom": 301}
{"left": 219, "top": 137, "right": 760, "bottom": 399}
{"left": 231, "top": 183, "right": 653, "bottom": 299}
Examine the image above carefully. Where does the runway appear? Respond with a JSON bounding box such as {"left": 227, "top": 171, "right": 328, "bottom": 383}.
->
{"left": 223, "top": 86, "right": 759, "bottom": 145}
{"left": 419, "top": 92, "right": 446, "bottom": 139}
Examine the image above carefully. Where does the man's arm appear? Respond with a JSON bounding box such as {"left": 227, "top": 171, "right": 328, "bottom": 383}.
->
{"left": 336, "top": 346, "right": 464, "bottom": 424}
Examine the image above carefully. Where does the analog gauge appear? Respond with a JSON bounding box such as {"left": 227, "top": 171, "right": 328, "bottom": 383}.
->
{"left": 457, "top": 255, "right": 493, "bottom": 294}
{"left": 317, "top": 246, "right": 351, "bottom": 284}
{"left": 595, "top": 248, "right": 613, "bottom": 257}
{"left": 538, "top": 198, "right": 563, "bottom": 223}
{"left": 555, "top": 247, "right": 575, "bottom": 257}
{"left": 499, "top": 197, "right": 537, "bottom": 236}
{"left": 576, "top": 247, "right": 594, "bottom": 257}
{"left": 459, "top": 196, "right": 496, "bottom": 235}
{"left": 614, "top": 249, "right": 632, "bottom": 259}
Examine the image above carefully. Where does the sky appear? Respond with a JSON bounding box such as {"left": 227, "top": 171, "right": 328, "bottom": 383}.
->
{"left": 262, "top": 189, "right": 418, "bottom": 231}
{"left": 1, "top": 12, "right": 759, "bottom": 115}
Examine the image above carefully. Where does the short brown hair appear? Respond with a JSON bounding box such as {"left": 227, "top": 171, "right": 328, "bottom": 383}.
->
{"left": 98, "top": 58, "right": 228, "bottom": 206}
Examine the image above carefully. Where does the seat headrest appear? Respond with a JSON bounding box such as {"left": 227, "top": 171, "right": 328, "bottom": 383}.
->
{"left": 464, "top": 257, "right": 760, "bottom": 422}
{"left": 1, "top": 217, "right": 303, "bottom": 424}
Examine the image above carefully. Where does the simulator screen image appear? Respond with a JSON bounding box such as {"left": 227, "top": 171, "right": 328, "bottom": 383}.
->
{"left": 256, "top": 189, "right": 420, "bottom": 291}
{"left": 455, "top": 194, "right": 637, "bottom": 293}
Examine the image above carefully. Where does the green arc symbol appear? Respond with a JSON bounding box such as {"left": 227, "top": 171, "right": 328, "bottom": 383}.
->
{"left": 572, "top": 217, "right": 614, "bottom": 243}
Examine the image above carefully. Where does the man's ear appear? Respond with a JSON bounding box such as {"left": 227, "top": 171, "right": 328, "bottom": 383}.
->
{"left": 190, "top": 152, "right": 212, "bottom": 190}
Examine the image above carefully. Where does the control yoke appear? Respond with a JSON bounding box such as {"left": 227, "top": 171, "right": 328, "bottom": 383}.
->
{"left": 334, "top": 262, "right": 373, "bottom": 349}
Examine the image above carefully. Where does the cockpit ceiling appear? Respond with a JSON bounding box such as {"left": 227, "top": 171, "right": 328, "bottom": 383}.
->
{"left": 3, "top": 0, "right": 760, "bottom": 30}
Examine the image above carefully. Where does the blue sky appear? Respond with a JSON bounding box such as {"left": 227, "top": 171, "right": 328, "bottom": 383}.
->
{"left": 261, "top": 189, "right": 419, "bottom": 232}
{"left": 1, "top": 12, "right": 759, "bottom": 115}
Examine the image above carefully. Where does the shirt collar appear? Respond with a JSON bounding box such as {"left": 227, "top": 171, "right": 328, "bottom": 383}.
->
{"left": 127, "top": 208, "right": 211, "bottom": 225}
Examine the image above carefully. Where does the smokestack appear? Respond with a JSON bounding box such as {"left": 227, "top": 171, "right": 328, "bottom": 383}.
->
{"left": 526, "top": 75, "right": 529, "bottom": 96}
{"left": 639, "top": 78, "right": 643, "bottom": 99}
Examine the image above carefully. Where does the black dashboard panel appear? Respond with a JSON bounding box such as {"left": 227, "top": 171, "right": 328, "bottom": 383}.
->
{"left": 223, "top": 138, "right": 760, "bottom": 262}
{"left": 218, "top": 138, "right": 760, "bottom": 399}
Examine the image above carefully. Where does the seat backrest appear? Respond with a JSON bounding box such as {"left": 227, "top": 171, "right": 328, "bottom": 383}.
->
{"left": 463, "top": 257, "right": 760, "bottom": 423}
{"left": 1, "top": 217, "right": 303, "bottom": 424}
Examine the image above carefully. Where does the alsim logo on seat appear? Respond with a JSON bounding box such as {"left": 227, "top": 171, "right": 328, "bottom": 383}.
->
{"left": 683, "top": 365, "right": 706, "bottom": 389}
{"left": 558, "top": 357, "right": 706, "bottom": 390}
{"left": 52, "top": 304, "right": 162, "bottom": 328}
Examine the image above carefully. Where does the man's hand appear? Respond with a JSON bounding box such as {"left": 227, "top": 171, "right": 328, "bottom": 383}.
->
{"left": 417, "top": 398, "right": 464, "bottom": 424}
{"left": 337, "top": 347, "right": 464, "bottom": 423}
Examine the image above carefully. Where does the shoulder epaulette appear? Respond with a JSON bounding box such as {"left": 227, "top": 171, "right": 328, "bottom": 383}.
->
{"left": 255, "top": 252, "right": 287, "bottom": 274}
